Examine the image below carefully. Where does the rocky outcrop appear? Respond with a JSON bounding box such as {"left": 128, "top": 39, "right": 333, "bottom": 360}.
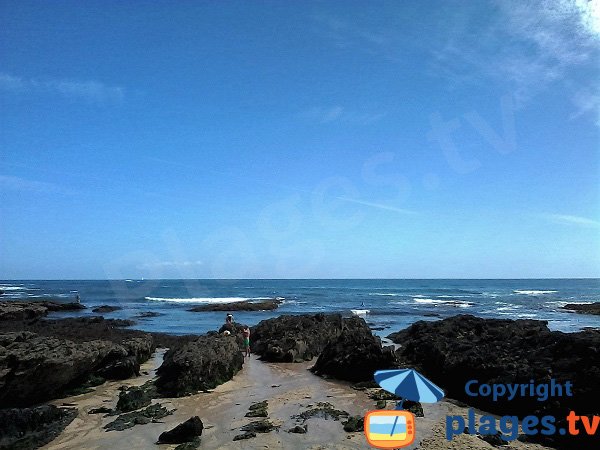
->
{"left": 155, "top": 334, "right": 244, "bottom": 397}
{"left": 92, "top": 305, "right": 122, "bottom": 313}
{"left": 388, "top": 315, "right": 600, "bottom": 449}
{"left": 0, "top": 300, "right": 84, "bottom": 321}
{"left": 251, "top": 313, "right": 344, "bottom": 362}
{"left": 188, "top": 299, "right": 282, "bottom": 312}
{"left": 311, "top": 316, "right": 398, "bottom": 381}
{"left": 562, "top": 302, "right": 600, "bottom": 315}
{"left": 158, "top": 416, "right": 204, "bottom": 444}
{"left": 0, "top": 328, "right": 154, "bottom": 407}
{"left": 0, "top": 405, "right": 77, "bottom": 449}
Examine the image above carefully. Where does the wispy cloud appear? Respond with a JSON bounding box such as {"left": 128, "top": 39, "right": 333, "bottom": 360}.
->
{"left": 0, "top": 73, "right": 124, "bottom": 103}
{"left": 301, "top": 106, "right": 385, "bottom": 125}
{"left": 0, "top": 175, "right": 66, "bottom": 194}
{"left": 338, "top": 197, "right": 417, "bottom": 215}
{"left": 542, "top": 213, "right": 600, "bottom": 227}
{"left": 432, "top": 0, "right": 600, "bottom": 115}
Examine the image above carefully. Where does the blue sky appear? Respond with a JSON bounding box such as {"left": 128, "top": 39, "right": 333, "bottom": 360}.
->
{"left": 1, "top": 0, "right": 599, "bottom": 279}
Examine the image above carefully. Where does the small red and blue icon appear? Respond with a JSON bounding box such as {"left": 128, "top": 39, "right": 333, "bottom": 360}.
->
{"left": 364, "top": 368, "right": 444, "bottom": 448}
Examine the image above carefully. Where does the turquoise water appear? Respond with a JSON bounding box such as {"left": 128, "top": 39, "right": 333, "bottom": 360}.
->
{"left": 1, "top": 279, "right": 598, "bottom": 336}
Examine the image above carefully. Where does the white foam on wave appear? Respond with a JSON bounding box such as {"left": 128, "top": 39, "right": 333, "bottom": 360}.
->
{"left": 0, "top": 285, "right": 26, "bottom": 291}
{"left": 145, "top": 296, "right": 271, "bottom": 304}
{"left": 351, "top": 309, "right": 370, "bottom": 316}
{"left": 413, "top": 298, "right": 473, "bottom": 308}
{"left": 513, "top": 290, "right": 558, "bottom": 295}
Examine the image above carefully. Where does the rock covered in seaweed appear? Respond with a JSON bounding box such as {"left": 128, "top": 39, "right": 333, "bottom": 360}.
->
{"left": 155, "top": 334, "right": 244, "bottom": 397}
{"left": 157, "top": 416, "right": 204, "bottom": 444}
{"left": 311, "top": 316, "right": 398, "bottom": 381}
{"left": 251, "top": 313, "right": 344, "bottom": 362}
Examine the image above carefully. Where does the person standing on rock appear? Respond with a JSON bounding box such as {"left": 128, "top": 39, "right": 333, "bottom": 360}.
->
{"left": 242, "top": 326, "right": 251, "bottom": 357}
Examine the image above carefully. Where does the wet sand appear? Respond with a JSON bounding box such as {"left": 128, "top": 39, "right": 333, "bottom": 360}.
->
{"left": 45, "top": 351, "right": 552, "bottom": 450}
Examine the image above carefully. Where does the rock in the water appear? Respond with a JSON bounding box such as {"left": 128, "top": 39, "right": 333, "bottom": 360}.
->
{"left": 155, "top": 334, "right": 244, "bottom": 397}
{"left": 311, "top": 316, "right": 398, "bottom": 381}
{"left": 245, "top": 400, "right": 268, "bottom": 417}
{"left": 0, "top": 300, "right": 84, "bottom": 321}
{"left": 240, "top": 420, "right": 277, "bottom": 433}
{"left": 562, "top": 302, "right": 600, "bottom": 315}
{"left": 174, "top": 437, "right": 201, "bottom": 450}
{"left": 287, "top": 425, "right": 308, "bottom": 433}
{"left": 388, "top": 314, "right": 600, "bottom": 449}
{"left": 157, "top": 416, "right": 204, "bottom": 444}
{"left": 251, "top": 313, "right": 344, "bottom": 362}
{"left": 189, "top": 299, "right": 282, "bottom": 312}
{"left": 92, "top": 305, "right": 122, "bottom": 313}
{"left": 88, "top": 406, "right": 112, "bottom": 415}
{"left": 134, "top": 311, "right": 163, "bottom": 319}
{"left": 294, "top": 402, "right": 349, "bottom": 423}
{"left": 0, "top": 405, "right": 77, "bottom": 449}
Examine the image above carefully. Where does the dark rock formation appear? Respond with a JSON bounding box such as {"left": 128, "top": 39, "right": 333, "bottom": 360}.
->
{"left": 293, "top": 402, "right": 349, "bottom": 423}
{"left": 233, "top": 432, "right": 256, "bottom": 441}
{"left": 388, "top": 314, "right": 600, "bottom": 449}
{"left": 155, "top": 334, "right": 244, "bottom": 397}
{"left": 287, "top": 425, "right": 308, "bottom": 434}
{"left": 0, "top": 326, "right": 154, "bottom": 406}
{"left": 343, "top": 416, "right": 364, "bottom": 432}
{"left": 104, "top": 403, "right": 174, "bottom": 432}
{"left": 245, "top": 400, "right": 268, "bottom": 417}
{"left": 188, "top": 299, "right": 282, "bottom": 312}
{"left": 134, "top": 311, "right": 164, "bottom": 319}
{"left": 92, "top": 305, "right": 122, "bottom": 313}
{"left": 0, "top": 405, "right": 77, "bottom": 449}
{"left": 251, "top": 313, "right": 344, "bottom": 362}
{"left": 0, "top": 300, "right": 84, "bottom": 321}
{"left": 157, "top": 416, "right": 204, "bottom": 444}
{"left": 116, "top": 386, "right": 152, "bottom": 413}
{"left": 562, "top": 302, "right": 600, "bottom": 315}
{"left": 240, "top": 420, "right": 277, "bottom": 433}
{"left": 311, "top": 316, "right": 398, "bottom": 381}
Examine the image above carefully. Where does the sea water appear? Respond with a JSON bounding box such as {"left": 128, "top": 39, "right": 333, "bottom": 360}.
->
{"left": 1, "top": 279, "right": 598, "bottom": 336}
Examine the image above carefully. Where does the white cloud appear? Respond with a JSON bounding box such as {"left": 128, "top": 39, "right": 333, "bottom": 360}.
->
{"left": 0, "top": 72, "right": 124, "bottom": 103}
{"left": 543, "top": 213, "right": 600, "bottom": 227}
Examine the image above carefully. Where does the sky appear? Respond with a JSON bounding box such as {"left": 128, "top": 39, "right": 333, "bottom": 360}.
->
{"left": 0, "top": 0, "right": 599, "bottom": 279}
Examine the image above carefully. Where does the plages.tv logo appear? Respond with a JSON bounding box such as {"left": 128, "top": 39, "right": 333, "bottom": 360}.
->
{"left": 364, "top": 369, "right": 444, "bottom": 449}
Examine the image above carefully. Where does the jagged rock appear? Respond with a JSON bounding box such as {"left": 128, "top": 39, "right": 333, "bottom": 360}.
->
{"left": 562, "top": 302, "right": 600, "bottom": 315}
{"left": 157, "top": 416, "right": 204, "bottom": 444}
{"left": 155, "top": 334, "right": 244, "bottom": 397}
{"left": 189, "top": 299, "right": 282, "bottom": 312}
{"left": 104, "top": 403, "right": 174, "bottom": 432}
{"left": 0, "top": 326, "right": 154, "bottom": 406}
{"left": 0, "top": 405, "right": 77, "bottom": 449}
{"left": 174, "top": 437, "right": 201, "bottom": 450}
{"left": 287, "top": 425, "right": 308, "bottom": 433}
{"left": 0, "top": 300, "right": 85, "bottom": 321}
{"left": 233, "top": 432, "right": 256, "bottom": 441}
{"left": 294, "top": 402, "right": 349, "bottom": 423}
{"left": 388, "top": 315, "right": 600, "bottom": 449}
{"left": 240, "top": 420, "right": 277, "bottom": 433}
{"left": 245, "top": 400, "right": 268, "bottom": 417}
{"left": 88, "top": 406, "right": 112, "bottom": 415}
{"left": 311, "top": 316, "right": 398, "bottom": 381}
{"left": 251, "top": 313, "right": 344, "bottom": 362}
{"left": 116, "top": 385, "right": 152, "bottom": 413}
{"left": 134, "top": 311, "right": 163, "bottom": 319}
{"left": 343, "top": 416, "right": 364, "bottom": 432}
{"left": 92, "top": 305, "right": 122, "bottom": 313}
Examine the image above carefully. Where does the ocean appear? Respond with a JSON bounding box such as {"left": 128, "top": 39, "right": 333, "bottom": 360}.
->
{"left": 1, "top": 279, "right": 598, "bottom": 336}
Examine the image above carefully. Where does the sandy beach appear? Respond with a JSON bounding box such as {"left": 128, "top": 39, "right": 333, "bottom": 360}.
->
{"left": 45, "top": 349, "right": 552, "bottom": 450}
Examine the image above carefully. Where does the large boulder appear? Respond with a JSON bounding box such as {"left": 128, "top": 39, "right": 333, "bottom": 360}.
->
{"left": 0, "top": 330, "right": 154, "bottom": 407}
{"left": 0, "top": 301, "right": 84, "bottom": 321}
{"left": 155, "top": 334, "right": 244, "bottom": 397}
{"left": 388, "top": 315, "right": 600, "bottom": 449}
{"left": 251, "top": 313, "right": 344, "bottom": 362}
{"left": 158, "top": 416, "right": 204, "bottom": 444}
{"left": 0, "top": 405, "right": 77, "bottom": 449}
{"left": 311, "top": 317, "right": 398, "bottom": 381}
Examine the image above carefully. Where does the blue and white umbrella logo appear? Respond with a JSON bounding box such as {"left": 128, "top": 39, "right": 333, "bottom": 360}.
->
{"left": 374, "top": 369, "right": 444, "bottom": 410}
